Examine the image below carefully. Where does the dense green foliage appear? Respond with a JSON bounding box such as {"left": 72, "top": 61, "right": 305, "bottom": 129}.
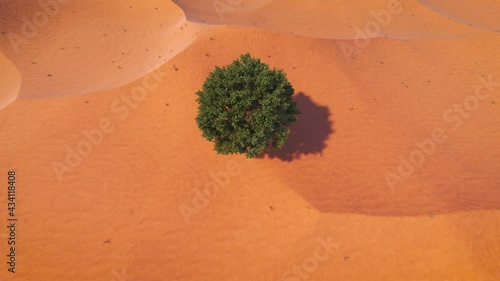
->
{"left": 195, "top": 53, "right": 300, "bottom": 158}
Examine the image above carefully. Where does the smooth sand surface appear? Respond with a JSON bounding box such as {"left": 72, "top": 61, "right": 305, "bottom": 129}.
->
{"left": 0, "top": 52, "right": 21, "bottom": 109}
{"left": 0, "top": 1, "right": 499, "bottom": 281}
{"left": 417, "top": 0, "right": 500, "bottom": 32}
{"left": 0, "top": 0, "right": 201, "bottom": 102}
{"left": 175, "top": 0, "right": 499, "bottom": 39}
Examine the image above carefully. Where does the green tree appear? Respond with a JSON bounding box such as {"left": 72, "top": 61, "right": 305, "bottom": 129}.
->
{"left": 195, "top": 53, "right": 300, "bottom": 158}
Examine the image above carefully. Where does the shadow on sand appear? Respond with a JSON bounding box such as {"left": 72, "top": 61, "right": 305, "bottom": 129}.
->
{"left": 261, "top": 92, "right": 334, "bottom": 161}
{"left": 258, "top": 92, "right": 500, "bottom": 216}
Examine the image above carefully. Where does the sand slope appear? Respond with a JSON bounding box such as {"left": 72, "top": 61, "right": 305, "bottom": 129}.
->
{"left": 175, "top": 0, "right": 500, "bottom": 39}
{"left": 2, "top": 0, "right": 499, "bottom": 108}
{"left": 0, "top": 0, "right": 201, "bottom": 102}
{"left": 417, "top": 0, "right": 500, "bottom": 32}
{"left": 0, "top": 52, "right": 21, "bottom": 109}
{"left": 0, "top": 1, "right": 499, "bottom": 281}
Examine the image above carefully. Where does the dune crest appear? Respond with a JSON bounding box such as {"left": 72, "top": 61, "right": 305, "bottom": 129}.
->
{"left": 1, "top": 0, "right": 498, "bottom": 103}
{"left": 0, "top": 0, "right": 202, "bottom": 100}
{"left": 417, "top": 0, "right": 500, "bottom": 32}
{"left": 174, "top": 0, "right": 498, "bottom": 39}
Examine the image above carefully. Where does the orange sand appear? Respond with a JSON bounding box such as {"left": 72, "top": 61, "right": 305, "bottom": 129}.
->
{"left": 0, "top": 0, "right": 201, "bottom": 101}
{"left": 0, "top": 1, "right": 499, "bottom": 281}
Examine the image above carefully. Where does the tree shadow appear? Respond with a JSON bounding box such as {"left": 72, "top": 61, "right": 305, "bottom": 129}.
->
{"left": 261, "top": 92, "right": 334, "bottom": 161}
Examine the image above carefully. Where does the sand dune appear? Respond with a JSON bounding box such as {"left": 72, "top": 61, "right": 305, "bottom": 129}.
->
{"left": 0, "top": 0, "right": 201, "bottom": 101}
{"left": 0, "top": 1, "right": 499, "bottom": 281}
{"left": 417, "top": 0, "right": 500, "bottom": 32}
{"left": 1, "top": 0, "right": 498, "bottom": 105}
{"left": 175, "top": 0, "right": 499, "bottom": 39}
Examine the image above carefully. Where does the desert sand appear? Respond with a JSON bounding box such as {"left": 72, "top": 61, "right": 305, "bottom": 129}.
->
{"left": 0, "top": 0, "right": 499, "bottom": 281}
{"left": 0, "top": 0, "right": 201, "bottom": 100}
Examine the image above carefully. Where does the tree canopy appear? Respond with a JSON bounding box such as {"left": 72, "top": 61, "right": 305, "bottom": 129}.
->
{"left": 195, "top": 53, "right": 300, "bottom": 158}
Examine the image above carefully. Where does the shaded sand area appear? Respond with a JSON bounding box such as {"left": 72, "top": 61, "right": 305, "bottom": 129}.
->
{"left": 1, "top": 0, "right": 500, "bottom": 281}
{"left": 174, "top": 0, "right": 498, "bottom": 39}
